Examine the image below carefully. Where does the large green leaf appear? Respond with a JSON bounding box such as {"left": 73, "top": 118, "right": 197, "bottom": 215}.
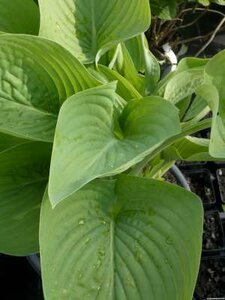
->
{"left": 49, "top": 84, "right": 181, "bottom": 206}
{"left": 39, "top": 0, "right": 151, "bottom": 63}
{"left": 0, "top": 142, "right": 51, "bottom": 255}
{"left": 0, "top": 0, "right": 40, "bottom": 35}
{"left": 0, "top": 34, "right": 98, "bottom": 142}
{"left": 40, "top": 176, "right": 203, "bottom": 300}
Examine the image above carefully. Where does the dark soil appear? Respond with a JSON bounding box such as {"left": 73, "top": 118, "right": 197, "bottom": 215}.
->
{"left": 217, "top": 169, "right": 225, "bottom": 203}
{"left": 163, "top": 172, "right": 177, "bottom": 185}
{"left": 203, "top": 212, "right": 224, "bottom": 251}
{"left": 184, "top": 170, "right": 215, "bottom": 205}
{"left": 195, "top": 257, "right": 225, "bottom": 299}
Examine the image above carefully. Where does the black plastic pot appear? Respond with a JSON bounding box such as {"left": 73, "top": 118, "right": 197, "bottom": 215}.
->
{"left": 0, "top": 254, "right": 43, "bottom": 300}
{"left": 181, "top": 168, "right": 217, "bottom": 208}
{"left": 194, "top": 254, "right": 225, "bottom": 299}
{"left": 202, "top": 211, "right": 225, "bottom": 255}
{"left": 216, "top": 168, "right": 225, "bottom": 204}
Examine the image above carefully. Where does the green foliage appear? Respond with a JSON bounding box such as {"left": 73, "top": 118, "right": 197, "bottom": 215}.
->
{"left": 150, "top": 0, "right": 177, "bottom": 19}
{"left": 0, "top": 0, "right": 39, "bottom": 34}
{"left": 0, "top": 0, "right": 224, "bottom": 299}
{"left": 41, "top": 176, "right": 202, "bottom": 300}
{"left": 39, "top": 0, "right": 151, "bottom": 63}
{"left": 0, "top": 142, "right": 51, "bottom": 255}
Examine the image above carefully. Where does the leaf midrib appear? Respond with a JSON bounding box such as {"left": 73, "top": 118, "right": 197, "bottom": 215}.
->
{"left": 90, "top": 0, "right": 98, "bottom": 57}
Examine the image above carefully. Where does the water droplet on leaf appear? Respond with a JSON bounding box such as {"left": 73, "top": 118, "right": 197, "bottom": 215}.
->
{"left": 78, "top": 218, "right": 85, "bottom": 225}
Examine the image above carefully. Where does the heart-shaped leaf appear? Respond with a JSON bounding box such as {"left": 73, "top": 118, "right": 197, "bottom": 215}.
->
{"left": 0, "top": 34, "right": 98, "bottom": 142}
{"left": 39, "top": 0, "right": 151, "bottom": 63}
{"left": 40, "top": 176, "right": 203, "bottom": 300}
{"left": 49, "top": 84, "right": 181, "bottom": 206}
{"left": 0, "top": 142, "right": 51, "bottom": 255}
{"left": 0, "top": 0, "right": 40, "bottom": 35}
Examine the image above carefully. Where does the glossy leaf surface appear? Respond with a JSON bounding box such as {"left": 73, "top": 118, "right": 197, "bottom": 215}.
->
{"left": 39, "top": 0, "right": 151, "bottom": 63}
{"left": 41, "top": 176, "right": 203, "bottom": 300}
{"left": 49, "top": 84, "right": 181, "bottom": 206}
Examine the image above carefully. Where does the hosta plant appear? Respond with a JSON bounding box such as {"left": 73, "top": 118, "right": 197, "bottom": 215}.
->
{"left": 0, "top": 0, "right": 225, "bottom": 299}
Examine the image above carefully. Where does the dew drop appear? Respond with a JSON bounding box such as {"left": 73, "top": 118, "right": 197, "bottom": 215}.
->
{"left": 134, "top": 250, "right": 143, "bottom": 264}
{"left": 98, "top": 249, "right": 105, "bottom": 257}
{"left": 77, "top": 270, "right": 83, "bottom": 280}
{"left": 164, "top": 258, "right": 169, "bottom": 264}
{"left": 62, "top": 289, "right": 68, "bottom": 295}
{"left": 85, "top": 238, "right": 90, "bottom": 245}
{"left": 127, "top": 279, "right": 135, "bottom": 288}
{"left": 56, "top": 23, "right": 61, "bottom": 30}
{"left": 78, "top": 218, "right": 85, "bottom": 225}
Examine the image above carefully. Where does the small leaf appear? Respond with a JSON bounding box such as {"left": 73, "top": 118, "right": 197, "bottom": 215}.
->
{"left": 162, "top": 136, "right": 218, "bottom": 161}
{"left": 164, "top": 69, "right": 204, "bottom": 104}
{"left": 0, "top": 142, "right": 51, "bottom": 255}
{"left": 49, "top": 84, "right": 181, "bottom": 206}
{"left": 125, "top": 34, "right": 160, "bottom": 95}
{"left": 0, "top": 0, "right": 40, "bottom": 35}
{"left": 150, "top": 0, "right": 177, "bottom": 20}
{"left": 182, "top": 94, "right": 209, "bottom": 122}
{"left": 176, "top": 57, "right": 209, "bottom": 72}
{"left": 40, "top": 176, "right": 203, "bottom": 300}
{"left": 162, "top": 57, "right": 207, "bottom": 104}
{"left": 113, "top": 43, "right": 145, "bottom": 95}
{"left": 89, "top": 65, "right": 142, "bottom": 101}
{"left": 39, "top": 0, "right": 151, "bottom": 63}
